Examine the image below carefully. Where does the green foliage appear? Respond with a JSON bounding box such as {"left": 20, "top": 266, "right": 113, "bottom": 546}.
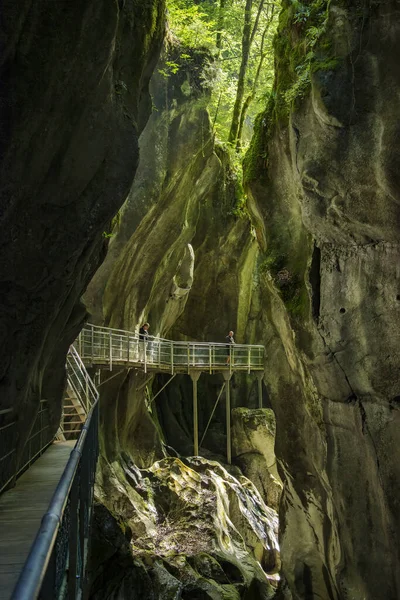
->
{"left": 167, "top": 0, "right": 217, "bottom": 47}
{"left": 273, "top": 0, "right": 337, "bottom": 118}
{"left": 158, "top": 59, "right": 180, "bottom": 78}
{"left": 102, "top": 211, "right": 121, "bottom": 240}
{"left": 167, "top": 0, "right": 279, "bottom": 151}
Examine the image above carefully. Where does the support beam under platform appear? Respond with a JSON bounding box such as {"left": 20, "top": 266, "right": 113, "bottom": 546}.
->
{"left": 222, "top": 371, "right": 232, "bottom": 464}
{"left": 189, "top": 371, "right": 201, "bottom": 456}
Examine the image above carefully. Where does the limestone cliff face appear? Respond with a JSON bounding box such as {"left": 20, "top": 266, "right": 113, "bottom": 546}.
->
{"left": 0, "top": 0, "right": 165, "bottom": 488}
{"left": 85, "top": 48, "right": 261, "bottom": 466}
{"left": 90, "top": 455, "right": 279, "bottom": 598}
{"left": 245, "top": 0, "right": 400, "bottom": 598}
{"left": 84, "top": 50, "right": 282, "bottom": 596}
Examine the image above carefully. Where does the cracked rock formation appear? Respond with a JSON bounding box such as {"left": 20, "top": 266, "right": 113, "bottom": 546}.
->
{"left": 89, "top": 455, "right": 280, "bottom": 599}
{"left": 244, "top": 0, "right": 400, "bottom": 598}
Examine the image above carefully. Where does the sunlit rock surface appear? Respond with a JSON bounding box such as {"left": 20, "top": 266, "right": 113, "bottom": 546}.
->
{"left": 85, "top": 47, "right": 261, "bottom": 469}
{"left": 232, "top": 408, "right": 282, "bottom": 511}
{"left": 244, "top": 0, "right": 400, "bottom": 597}
{"left": 90, "top": 455, "right": 279, "bottom": 599}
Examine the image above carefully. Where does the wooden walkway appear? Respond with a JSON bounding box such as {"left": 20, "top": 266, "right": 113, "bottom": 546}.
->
{"left": 0, "top": 441, "right": 75, "bottom": 599}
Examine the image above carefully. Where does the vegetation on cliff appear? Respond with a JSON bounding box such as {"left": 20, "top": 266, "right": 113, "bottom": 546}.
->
{"left": 167, "top": 0, "right": 279, "bottom": 149}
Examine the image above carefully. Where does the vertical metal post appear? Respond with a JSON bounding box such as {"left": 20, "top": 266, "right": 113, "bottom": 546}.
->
{"left": 170, "top": 342, "right": 174, "bottom": 374}
{"left": 68, "top": 477, "right": 79, "bottom": 599}
{"left": 109, "top": 331, "right": 112, "bottom": 372}
{"left": 91, "top": 325, "right": 94, "bottom": 364}
{"left": 209, "top": 345, "right": 212, "bottom": 374}
{"left": 40, "top": 403, "right": 43, "bottom": 452}
{"left": 248, "top": 347, "right": 251, "bottom": 374}
{"left": 144, "top": 341, "right": 147, "bottom": 373}
{"left": 222, "top": 372, "right": 232, "bottom": 464}
{"left": 256, "top": 371, "right": 264, "bottom": 408}
{"left": 190, "top": 371, "right": 201, "bottom": 456}
{"left": 85, "top": 377, "right": 89, "bottom": 413}
{"left": 127, "top": 335, "right": 130, "bottom": 362}
{"left": 187, "top": 344, "right": 190, "bottom": 374}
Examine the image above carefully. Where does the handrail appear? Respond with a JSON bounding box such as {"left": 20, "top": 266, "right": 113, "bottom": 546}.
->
{"left": 0, "top": 400, "right": 52, "bottom": 494}
{"left": 77, "top": 323, "right": 265, "bottom": 373}
{"left": 11, "top": 402, "right": 98, "bottom": 600}
{"left": 11, "top": 346, "right": 100, "bottom": 599}
{"left": 81, "top": 322, "right": 264, "bottom": 348}
{"left": 66, "top": 344, "right": 98, "bottom": 413}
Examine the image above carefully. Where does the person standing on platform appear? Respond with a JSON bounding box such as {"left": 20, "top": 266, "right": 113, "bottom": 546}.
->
{"left": 226, "top": 330, "right": 235, "bottom": 364}
{"left": 138, "top": 322, "right": 150, "bottom": 361}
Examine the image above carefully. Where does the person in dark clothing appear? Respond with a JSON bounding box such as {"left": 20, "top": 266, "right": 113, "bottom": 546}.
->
{"left": 138, "top": 322, "right": 150, "bottom": 361}
{"left": 226, "top": 330, "right": 235, "bottom": 364}
{"left": 139, "top": 322, "right": 150, "bottom": 341}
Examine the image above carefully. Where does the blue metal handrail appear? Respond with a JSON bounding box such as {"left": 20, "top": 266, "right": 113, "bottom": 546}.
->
{"left": 11, "top": 399, "right": 99, "bottom": 600}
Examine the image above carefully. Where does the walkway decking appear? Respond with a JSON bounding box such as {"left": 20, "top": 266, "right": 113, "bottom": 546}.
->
{"left": 0, "top": 441, "right": 75, "bottom": 599}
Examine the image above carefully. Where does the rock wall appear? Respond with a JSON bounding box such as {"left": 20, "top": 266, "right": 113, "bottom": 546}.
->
{"left": 0, "top": 0, "right": 165, "bottom": 489}
{"left": 84, "top": 48, "right": 283, "bottom": 597}
{"left": 89, "top": 455, "right": 279, "bottom": 599}
{"left": 85, "top": 47, "right": 262, "bottom": 466}
{"left": 244, "top": 0, "right": 400, "bottom": 598}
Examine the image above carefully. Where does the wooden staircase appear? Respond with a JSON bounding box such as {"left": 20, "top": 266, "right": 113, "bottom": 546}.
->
{"left": 57, "top": 385, "right": 86, "bottom": 441}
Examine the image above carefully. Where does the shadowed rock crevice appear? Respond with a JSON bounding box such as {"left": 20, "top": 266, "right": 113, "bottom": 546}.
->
{"left": 0, "top": 0, "right": 166, "bottom": 488}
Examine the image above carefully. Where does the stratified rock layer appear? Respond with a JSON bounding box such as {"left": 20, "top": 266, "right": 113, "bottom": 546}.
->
{"left": 0, "top": 0, "right": 165, "bottom": 487}
{"left": 245, "top": 0, "right": 400, "bottom": 598}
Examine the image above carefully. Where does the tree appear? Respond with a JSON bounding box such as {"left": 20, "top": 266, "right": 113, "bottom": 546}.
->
{"left": 167, "top": 0, "right": 278, "bottom": 151}
{"left": 236, "top": 3, "right": 276, "bottom": 148}
{"left": 228, "top": 0, "right": 254, "bottom": 145}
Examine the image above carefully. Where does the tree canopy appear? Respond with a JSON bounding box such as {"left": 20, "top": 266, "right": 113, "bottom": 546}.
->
{"left": 166, "top": 0, "right": 279, "bottom": 151}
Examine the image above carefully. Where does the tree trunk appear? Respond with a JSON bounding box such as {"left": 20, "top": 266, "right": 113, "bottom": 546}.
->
{"left": 216, "top": 0, "right": 226, "bottom": 50}
{"left": 228, "top": 0, "right": 253, "bottom": 145}
{"left": 236, "top": 10, "right": 273, "bottom": 148}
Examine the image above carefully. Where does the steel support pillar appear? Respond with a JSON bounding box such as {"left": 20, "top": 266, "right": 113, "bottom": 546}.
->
{"left": 189, "top": 371, "right": 201, "bottom": 456}
{"left": 222, "top": 371, "right": 232, "bottom": 464}
{"left": 256, "top": 371, "right": 264, "bottom": 408}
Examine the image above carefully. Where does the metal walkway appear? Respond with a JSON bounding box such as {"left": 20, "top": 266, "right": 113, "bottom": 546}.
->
{"left": 77, "top": 323, "right": 265, "bottom": 374}
{"left": 77, "top": 323, "right": 265, "bottom": 464}
{"left": 0, "top": 347, "right": 99, "bottom": 600}
{"left": 0, "top": 326, "right": 265, "bottom": 599}
{"left": 0, "top": 441, "right": 75, "bottom": 599}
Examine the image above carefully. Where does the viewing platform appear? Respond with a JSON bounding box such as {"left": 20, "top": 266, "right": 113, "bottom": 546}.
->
{"left": 77, "top": 323, "right": 265, "bottom": 375}
{"left": 76, "top": 323, "right": 266, "bottom": 465}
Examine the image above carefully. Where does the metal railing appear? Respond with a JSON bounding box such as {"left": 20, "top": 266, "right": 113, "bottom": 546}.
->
{"left": 67, "top": 345, "right": 98, "bottom": 414}
{"left": 0, "top": 400, "right": 51, "bottom": 494}
{"left": 77, "top": 323, "right": 265, "bottom": 374}
{"left": 11, "top": 352, "right": 100, "bottom": 600}
{"left": 11, "top": 400, "right": 99, "bottom": 600}
{"left": 58, "top": 345, "right": 99, "bottom": 440}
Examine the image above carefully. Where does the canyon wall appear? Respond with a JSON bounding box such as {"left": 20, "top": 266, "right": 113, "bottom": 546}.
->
{"left": 85, "top": 47, "right": 262, "bottom": 465}
{"left": 0, "top": 0, "right": 165, "bottom": 489}
{"left": 244, "top": 0, "right": 400, "bottom": 597}
{"left": 84, "top": 49, "right": 283, "bottom": 598}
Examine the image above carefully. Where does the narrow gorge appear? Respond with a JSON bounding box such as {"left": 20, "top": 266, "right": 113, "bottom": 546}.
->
{"left": 0, "top": 1, "right": 399, "bottom": 599}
